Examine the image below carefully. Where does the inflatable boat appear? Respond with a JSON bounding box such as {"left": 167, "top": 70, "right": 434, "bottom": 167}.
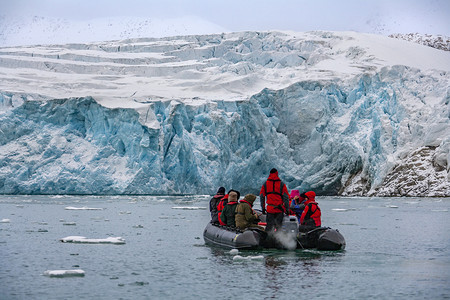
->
{"left": 203, "top": 215, "right": 345, "bottom": 251}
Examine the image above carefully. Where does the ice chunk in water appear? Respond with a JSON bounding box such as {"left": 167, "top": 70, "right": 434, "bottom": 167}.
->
{"left": 43, "top": 269, "right": 85, "bottom": 277}
{"left": 60, "top": 236, "right": 125, "bottom": 244}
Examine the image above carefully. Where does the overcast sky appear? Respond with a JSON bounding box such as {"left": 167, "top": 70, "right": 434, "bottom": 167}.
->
{"left": 2, "top": 0, "right": 450, "bottom": 36}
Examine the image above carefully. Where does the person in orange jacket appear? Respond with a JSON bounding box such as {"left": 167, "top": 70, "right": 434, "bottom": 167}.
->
{"left": 300, "top": 191, "right": 321, "bottom": 228}
{"left": 259, "top": 168, "right": 290, "bottom": 232}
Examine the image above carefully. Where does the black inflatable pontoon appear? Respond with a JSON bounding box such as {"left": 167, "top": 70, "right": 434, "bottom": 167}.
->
{"left": 203, "top": 222, "right": 266, "bottom": 249}
{"left": 297, "top": 227, "right": 346, "bottom": 250}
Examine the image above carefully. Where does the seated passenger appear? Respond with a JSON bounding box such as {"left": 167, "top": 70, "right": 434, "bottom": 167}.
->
{"left": 217, "top": 193, "right": 229, "bottom": 226}
{"left": 220, "top": 190, "right": 240, "bottom": 227}
{"left": 209, "top": 186, "right": 225, "bottom": 224}
{"left": 235, "top": 194, "right": 261, "bottom": 230}
{"left": 289, "top": 190, "right": 306, "bottom": 224}
{"left": 299, "top": 191, "right": 321, "bottom": 232}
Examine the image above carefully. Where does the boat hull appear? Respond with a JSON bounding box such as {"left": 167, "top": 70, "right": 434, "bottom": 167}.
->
{"left": 297, "top": 227, "right": 346, "bottom": 250}
{"left": 203, "top": 223, "right": 264, "bottom": 249}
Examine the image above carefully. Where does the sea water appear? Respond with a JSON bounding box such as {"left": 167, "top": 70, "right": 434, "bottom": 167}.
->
{"left": 0, "top": 195, "right": 449, "bottom": 299}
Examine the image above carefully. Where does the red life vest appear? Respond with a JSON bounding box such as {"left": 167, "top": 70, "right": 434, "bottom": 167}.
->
{"left": 300, "top": 201, "right": 321, "bottom": 226}
{"left": 217, "top": 195, "right": 228, "bottom": 226}
{"left": 260, "top": 171, "right": 289, "bottom": 214}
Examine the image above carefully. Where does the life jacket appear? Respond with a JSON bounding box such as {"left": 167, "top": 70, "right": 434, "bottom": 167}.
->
{"left": 217, "top": 195, "right": 228, "bottom": 226}
{"left": 260, "top": 171, "right": 288, "bottom": 214}
{"left": 235, "top": 199, "right": 253, "bottom": 215}
{"left": 301, "top": 201, "right": 321, "bottom": 226}
{"left": 221, "top": 201, "right": 238, "bottom": 227}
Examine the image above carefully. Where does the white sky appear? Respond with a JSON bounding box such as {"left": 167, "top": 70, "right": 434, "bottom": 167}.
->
{"left": 1, "top": 0, "right": 450, "bottom": 36}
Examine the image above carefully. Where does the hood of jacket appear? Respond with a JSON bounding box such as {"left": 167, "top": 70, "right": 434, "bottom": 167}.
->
{"left": 267, "top": 171, "right": 280, "bottom": 181}
{"left": 304, "top": 191, "right": 316, "bottom": 201}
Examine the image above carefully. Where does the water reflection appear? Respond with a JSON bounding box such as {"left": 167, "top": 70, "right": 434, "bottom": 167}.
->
{"left": 205, "top": 242, "right": 345, "bottom": 299}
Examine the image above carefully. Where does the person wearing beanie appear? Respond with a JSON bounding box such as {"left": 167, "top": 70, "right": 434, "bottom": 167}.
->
{"left": 209, "top": 186, "right": 225, "bottom": 224}
{"left": 289, "top": 190, "right": 306, "bottom": 224}
{"left": 235, "top": 194, "right": 261, "bottom": 230}
{"left": 220, "top": 190, "right": 240, "bottom": 227}
{"left": 299, "top": 191, "right": 321, "bottom": 229}
{"left": 259, "top": 168, "right": 290, "bottom": 232}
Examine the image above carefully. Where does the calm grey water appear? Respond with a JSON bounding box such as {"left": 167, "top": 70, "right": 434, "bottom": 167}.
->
{"left": 0, "top": 195, "right": 449, "bottom": 299}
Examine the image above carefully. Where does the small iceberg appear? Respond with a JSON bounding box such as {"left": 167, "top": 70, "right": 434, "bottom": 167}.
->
{"left": 65, "top": 206, "right": 103, "bottom": 210}
{"left": 229, "top": 249, "right": 239, "bottom": 255}
{"left": 233, "top": 255, "right": 264, "bottom": 261}
{"left": 171, "top": 206, "right": 207, "bottom": 210}
{"left": 1, "top": 219, "right": 11, "bottom": 223}
{"left": 60, "top": 236, "right": 125, "bottom": 244}
{"left": 63, "top": 222, "right": 77, "bottom": 226}
{"left": 386, "top": 205, "right": 399, "bottom": 208}
{"left": 332, "top": 208, "right": 349, "bottom": 212}
{"left": 43, "top": 269, "right": 85, "bottom": 278}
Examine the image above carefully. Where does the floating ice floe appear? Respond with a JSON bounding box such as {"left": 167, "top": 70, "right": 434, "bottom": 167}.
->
{"left": 43, "top": 269, "right": 85, "bottom": 277}
{"left": 60, "top": 236, "right": 125, "bottom": 244}
{"left": 232, "top": 255, "right": 264, "bottom": 261}
{"left": 229, "top": 249, "right": 239, "bottom": 255}
{"left": 63, "top": 222, "right": 77, "bottom": 226}
{"left": 65, "top": 206, "right": 103, "bottom": 210}
{"left": 386, "top": 205, "right": 399, "bottom": 208}
{"left": 431, "top": 209, "right": 448, "bottom": 212}
{"left": 171, "top": 206, "right": 207, "bottom": 210}
{"left": 332, "top": 208, "right": 357, "bottom": 212}
{"left": 1, "top": 219, "right": 11, "bottom": 223}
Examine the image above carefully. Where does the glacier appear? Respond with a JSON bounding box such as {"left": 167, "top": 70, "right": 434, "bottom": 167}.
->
{"left": 0, "top": 31, "right": 449, "bottom": 196}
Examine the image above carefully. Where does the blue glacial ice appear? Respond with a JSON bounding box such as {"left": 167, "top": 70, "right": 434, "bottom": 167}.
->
{"left": 1, "top": 66, "right": 449, "bottom": 196}
{"left": 0, "top": 31, "right": 449, "bottom": 196}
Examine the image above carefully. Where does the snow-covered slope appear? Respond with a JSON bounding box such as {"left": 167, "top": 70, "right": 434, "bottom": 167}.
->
{"left": 0, "top": 15, "right": 228, "bottom": 47}
{"left": 0, "top": 31, "right": 449, "bottom": 196}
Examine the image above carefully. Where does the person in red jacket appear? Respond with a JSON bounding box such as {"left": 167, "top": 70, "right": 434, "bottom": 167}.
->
{"left": 209, "top": 186, "right": 225, "bottom": 224}
{"left": 217, "top": 193, "right": 229, "bottom": 226}
{"left": 300, "top": 191, "right": 321, "bottom": 229}
{"left": 260, "top": 168, "right": 290, "bottom": 232}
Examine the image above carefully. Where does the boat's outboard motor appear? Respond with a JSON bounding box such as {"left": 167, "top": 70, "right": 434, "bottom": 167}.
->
{"left": 281, "top": 215, "right": 299, "bottom": 235}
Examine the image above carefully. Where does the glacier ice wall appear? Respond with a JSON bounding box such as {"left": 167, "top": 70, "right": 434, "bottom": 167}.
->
{"left": 1, "top": 64, "right": 449, "bottom": 195}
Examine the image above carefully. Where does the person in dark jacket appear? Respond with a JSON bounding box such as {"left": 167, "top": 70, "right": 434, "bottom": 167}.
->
{"left": 209, "top": 187, "right": 225, "bottom": 224}
{"left": 220, "top": 190, "right": 240, "bottom": 227}
{"left": 235, "top": 194, "right": 261, "bottom": 230}
{"left": 299, "top": 191, "right": 321, "bottom": 231}
{"left": 260, "top": 168, "right": 290, "bottom": 232}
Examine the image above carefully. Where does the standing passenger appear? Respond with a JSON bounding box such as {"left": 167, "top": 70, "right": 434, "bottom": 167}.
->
{"left": 259, "top": 168, "right": 290, "bottom": 232}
